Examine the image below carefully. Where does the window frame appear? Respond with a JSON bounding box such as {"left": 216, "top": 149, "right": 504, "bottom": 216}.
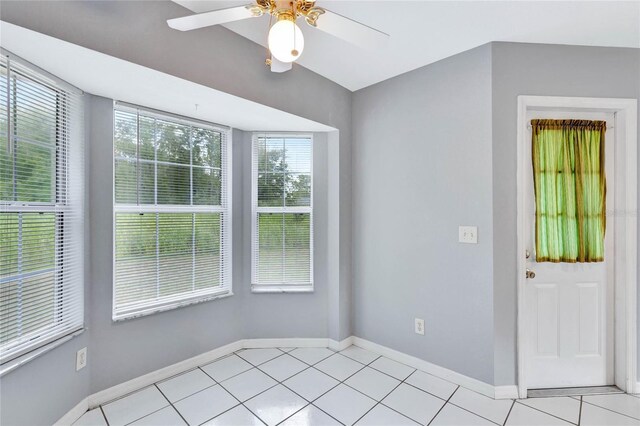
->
{"left": 251, "top": 133, "right": 314, "bottom": 293}
{"left": 0, "top": 53, "right": 84, "bottom": 366}
{"left": 112, "top": 103, "right": 233, "bottom": 321}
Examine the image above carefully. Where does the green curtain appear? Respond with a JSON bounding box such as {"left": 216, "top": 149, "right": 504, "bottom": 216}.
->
{"left": 532, "top": 119, "right": 606, "bottom": 263}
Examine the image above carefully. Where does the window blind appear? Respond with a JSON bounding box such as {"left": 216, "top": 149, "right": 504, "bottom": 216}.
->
{"left": 0, "top": 55, "right": 84, "bottom": 364}
{"left": 251, "top": 135, "right": 313, "bottom": 291}
{"left": 113, "top": 104, "right": 231, "bottom": 320}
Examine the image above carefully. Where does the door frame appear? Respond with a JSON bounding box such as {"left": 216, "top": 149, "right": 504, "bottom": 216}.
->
{"left": 516, "top": 96, "right": 638, "bottom": 399}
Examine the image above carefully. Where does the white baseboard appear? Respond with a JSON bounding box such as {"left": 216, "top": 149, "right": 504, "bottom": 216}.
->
{"left": 352, "top": 337, "right": 501, "bottom": 399}
{"left": 494, "top": 385, "right": 519, "bottom": 400}
{"left": 88, "top": 339, "right": 242, "bottom": 409}
{"left": 54, "top": 397, "right": 88, "bottom": 426}
{"left": 59, "top": 335, "right": 518, "bottom": 425}
{"left": 329, "top": 336, "right": 354, "bottom": 351}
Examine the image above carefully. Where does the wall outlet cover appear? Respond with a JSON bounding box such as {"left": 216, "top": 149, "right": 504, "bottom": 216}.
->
{"left": 414, "top": 318, "right": 425, "bottom": 335}
{"left": 76, "top": 347, "right": 87, "bottom": 371}
{"left": 458, "top": 226, "right": 478, "bottom": 244}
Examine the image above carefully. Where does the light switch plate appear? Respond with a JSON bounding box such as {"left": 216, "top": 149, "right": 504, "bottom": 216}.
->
{"left": 459, "top": 226, "right": 478, "bottom": 244}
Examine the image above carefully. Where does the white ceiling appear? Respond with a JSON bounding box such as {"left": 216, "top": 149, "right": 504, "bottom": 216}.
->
{"left": 175, "top": 0, "right": 640, "bottom": 91}
{"left": 0, "top": 21, "right": 334, "bottom": 132}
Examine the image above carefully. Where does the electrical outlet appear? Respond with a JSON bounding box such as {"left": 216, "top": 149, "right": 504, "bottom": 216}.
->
{"left": 414, "top": 318, "right": 425, "bottom": 335}
{"left": 458, "top": 226, "right": 478, "bottom": 244}
{"left": 76, "top": 347, "right": 87, "bottom": 371}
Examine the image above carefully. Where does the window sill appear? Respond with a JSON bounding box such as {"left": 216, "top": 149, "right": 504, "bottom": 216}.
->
{"left": 0, "top": 327, "right": 85, "bottom": 378}
{"left": 251, "top": 285, "right": 314, "bottom": 294}
{"left": 113, "top": 290, "right": 234, "bottom": 322}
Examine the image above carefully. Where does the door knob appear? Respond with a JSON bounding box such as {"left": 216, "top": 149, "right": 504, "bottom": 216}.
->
{"left": 526, "top": 269, "right": 536, "bottom": 279}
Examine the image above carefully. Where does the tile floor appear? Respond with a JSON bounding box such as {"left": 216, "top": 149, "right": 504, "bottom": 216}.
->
{"left": 73, "top": 346, "right": 640, "bottom": 426}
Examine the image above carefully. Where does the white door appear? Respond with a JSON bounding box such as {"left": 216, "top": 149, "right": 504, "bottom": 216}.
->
{"left": 525, "top": 110, "right": 615, "bottom": 389}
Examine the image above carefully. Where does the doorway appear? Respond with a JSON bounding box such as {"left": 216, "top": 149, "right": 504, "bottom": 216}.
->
{"left": 516, "top": 96, "right": 637, "bottom": 399}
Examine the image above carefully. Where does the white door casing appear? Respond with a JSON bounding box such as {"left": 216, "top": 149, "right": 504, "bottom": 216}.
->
{"left": 524, "top": 111, "right": 614, "bottom": 389}
{"left": 516, "top": 96, "right": 637, "bottom": 399}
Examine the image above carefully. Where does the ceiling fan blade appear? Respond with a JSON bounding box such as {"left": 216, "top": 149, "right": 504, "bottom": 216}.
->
{"left": 313, "top": 9, "right": 389, "bottom": 49}
{"left": 167, "top": 5, "right": 257, "bottom": 31}
{"left": 270, "top": 57, "right": 292, "bottom": 73}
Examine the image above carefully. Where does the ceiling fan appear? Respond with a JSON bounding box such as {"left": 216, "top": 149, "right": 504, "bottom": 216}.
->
{"left": 167, "top": 0, "right": 389, "bottom": 73}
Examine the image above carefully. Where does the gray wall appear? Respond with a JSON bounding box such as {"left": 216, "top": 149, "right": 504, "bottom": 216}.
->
{"left": 490, "top": 42, "right": 640, "bottom": 385}
{"left": 0, "top": 0, "right": 353, "bottom": 341}
{"left": 87, "top": 95, "right": 246, "bottom": 393}
{"left": 238, "top": 131, "right": 330, "bottom": 340}
{"left": 351, "top": 44, "right": 496, "bottom": 384}
{"left": 0, "top": 97, "right": 95, "bottom": 426}
{"left": 87, "top": 101, "right": 331, "bottom": 393}
{"left": 0, "top": 2, "right": 350, "bottom": 424}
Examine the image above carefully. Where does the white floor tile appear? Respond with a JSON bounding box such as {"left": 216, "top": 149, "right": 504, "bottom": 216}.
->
{"left": 369, "top": 357, "right": 415, "bottom": 380}
{"left": 314, "top": 384, "right": 377, "bottom": 425}
{"left": 157, "top": 369, "right": 215, "bottom": 402}
{"left": 382, "top": 383, "right": 445, "bottom": 425}
{"left": 200, "top": 354, "right": 253, "bottom": 382}
{"left": 173, "top": 385, "right": 238, "bottom": 425}
{"left": 583, "top": 394, "right": 640, "bottom": 420}
{"left": 102, "top": 386, "right": 169, "bottom": 426}
{"left": 289, "top": 348, "right": 336, "bottom": 365}
{"left": 220, "top": 368, "right": 277, "bottom": 402}
{"left": 72, "top": 409, "right": 107, "bottom": 426}
{"left": 345, "top": 367, "right": 401, "bottom": 401}
{"left": 259, "top": 354, "right": 308, "bottom": 381}
{"left": 356, "top": 404, "right": 419, "bottom": 425}
{"left": 449, "top": 387, "right": 513, "bottom": 425}
{"left": 580, "top": 402, "right": 640, "bottom": 426}
{"left": 315, "top": 354, "right": 364, "bottom": 381}
{"left": 279, "top": 347, "right": 296, "bottom": 353}
{"left": 430, "top": 404, "right": 494, "bottom": 426}
{"left": 340, "top": 346, "right": 380, "bottom": 365}
{"left": 244, "top": 385, "right": 308, "bottom": 426}
{"left": 283, "top": 367, "right": 339, "bottom": 401}
{"left": 130, "top": 406, "right": 187, "bottom": 425}
{"left": 519, "top": 397, "right": 580, "bottom": 424}
{"left": 236, "top": 348, "right": 283, "bottom": 365}
{"left": 203, "top": 405, "right": 263, "bottom": 425}
{"left": 405, "top": 370, "right": 458, "bottom": 400}
{"left": 506, "top": 403, "right": 571, "bottom": 425}
{"left": 280, "top": 405, "right": 342, "bottom": 426}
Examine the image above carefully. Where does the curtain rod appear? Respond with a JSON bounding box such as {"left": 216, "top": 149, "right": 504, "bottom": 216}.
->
{"left": 527, "top": 124, "right": 614, "bottom": 130}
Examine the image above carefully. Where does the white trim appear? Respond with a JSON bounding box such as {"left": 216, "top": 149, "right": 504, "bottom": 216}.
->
{"left": 494, "top": 386, "right": 519, "bottom": 400}
{"left": 88, "top": 340, "right": 243, "bottom": 408}
{"left": 329, "top": 336, "right": 355, "bottom": 351}
{"left": 58, "top": 335, "right": 517, "bottom": 424}
{"left": 111, "top": 106, "right": 234, "bottom": 321}
{"left": 0, "top": 328, "right": 85, "bottom": 377}
{"left": 54, "top": 397, "right": 88, "bottom": 426}
{"left": 250, "top": 133, "right": 314, "bottom": 292}
{"left": 352, "top": 337, "right": 496, "bottom": 399}
{"left": 516, "top": 95, "right": 638, "bottom": 399}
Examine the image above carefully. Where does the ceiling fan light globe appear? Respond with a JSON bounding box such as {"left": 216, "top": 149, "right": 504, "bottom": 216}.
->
{"left": 268, "top": 19, "right": 304, "bottom": 63}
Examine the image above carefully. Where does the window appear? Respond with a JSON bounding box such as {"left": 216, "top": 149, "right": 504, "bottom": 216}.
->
{"left": 0, "top": 56, "right": 84, "bottom": 364}
{"left": 251, "top": 134, "right": 313, "bottom": 292}
{"left": 113, "top": 104, "right": 231, "bottom": 320}
{"left": 532, "top": 119, "right": 606, "bottom": 262}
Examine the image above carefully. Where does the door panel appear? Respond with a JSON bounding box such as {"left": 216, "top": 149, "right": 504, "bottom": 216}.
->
{"left": 577, "top": 282, "right": 600, "bottom": 355}
{"left": 525, "top": 110, "right": 614, "bottom": 389}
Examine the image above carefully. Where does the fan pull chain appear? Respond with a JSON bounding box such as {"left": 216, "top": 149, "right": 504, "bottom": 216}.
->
{"left": 291, "top": 1, "right": 299, "bottom": 57}
{"left": 265, "top": 10, "right": 274, "bottom": 66}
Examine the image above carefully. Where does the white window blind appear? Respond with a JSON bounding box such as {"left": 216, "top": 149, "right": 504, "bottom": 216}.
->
{"left": 0, "top": 55, "right": 84, "bottom": 364}
{"left": 251, "top": 134, "right": 313, "bottom": 292}
{"left": 113, "top": 104, "right": 232, "bottom": 320}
